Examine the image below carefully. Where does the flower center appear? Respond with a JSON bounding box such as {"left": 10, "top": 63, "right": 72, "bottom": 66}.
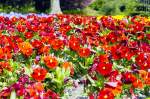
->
{"left": 103, "top": 66, "right": 106, "bottom": 70}
{"left": 73, "top": 43, "right": 76, "bottom": 46}
{"left": 50, "top": 59, "right": 53, "bottom": 63}
{"left": 38, "top": 73, "right": 41, "bottom": 76}
{"left": 104, "top": 95, "right": 108, "bottom": 99}
{"left": 144, "top": 63, "right": 147, "bottom": 67}
{"left": 83, "top": 50, "right": 85, "bottom": 53}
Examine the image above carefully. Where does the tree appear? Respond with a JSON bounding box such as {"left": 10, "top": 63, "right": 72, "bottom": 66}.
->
{"left": 50, "top": 0, "right": 95, "bottom": 14}
{"left": 50, "top": 0, "right": 62, "bottom": 14}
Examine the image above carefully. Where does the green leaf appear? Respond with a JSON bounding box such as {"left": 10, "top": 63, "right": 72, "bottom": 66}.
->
{"left": 24, "top": 66, "right": 33, "bottom": 76}
{"left": 10, "top": 90, "right": 16, "bottom": 99}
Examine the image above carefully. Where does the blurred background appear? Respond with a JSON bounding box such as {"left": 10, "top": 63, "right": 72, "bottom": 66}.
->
{"left": 0, "top": 0, "right": 150, "bottom": 16}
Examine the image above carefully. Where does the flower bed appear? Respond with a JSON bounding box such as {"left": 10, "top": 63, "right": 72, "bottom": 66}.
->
{"left": 0, "top": 14, "right": 150, "bottom": 99}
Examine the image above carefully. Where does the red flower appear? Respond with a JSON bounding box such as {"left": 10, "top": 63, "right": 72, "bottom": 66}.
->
{"left": 97, "top": 88, "right": 114, "bottom": 99}
{"left": 31, "top": 40, "right": 43, "bottom": 49}
{"left": 31, "top": 67, "right": 47, "bottom": 81}
{"left": 78, "top": 48, "right": 91, "bottom": 58}
{"left": 11, "top": 16, "right": 18, "bottom": 23}
{"left": 96, "top": 63, "right": 112, "bottom": 76}
{"left": 38, "top": 46, "right": 50, "bottom": 55}
{"left": 17, "top": 25, "right": 26, "bottom": 32}
{"left": 109, "top": 70, "right": 119, "bottom": 81}
{"left": 44, "top": 56, "right": 58, "bottom": 69}
{"left": 135, "top": 53, "right": 145, "bottom": 65}
{"left": 89, "top": 93, "right": 95, "bottom": 99}
{"left": 47, "top": 16, "right": 54, "bottom": 23}
{"left": 99, "top": 55, "right": 109, "bottom": 63}
{"left": 69, "top": 40, "right": 80, "bottom": 51}
{"left": 69, "top": 35, "right": 80, "bottom": 51}
{"left": 121, "top": 72, "right": 137, "bottom": 84}
{"left": 135, "top": 53, "right": 150, "bottom": 70}
{"left": 132, "top": 79, "right": 143, "bottom": 89}
{"left": 51, "top": 39, "right": 64, "bottom": 51}
{"left": 111, "top": 45, "right": 122, "bottom": 60}
{"left": 44, "top": 89, "right": 60, "bottom": 99}
{"left": 25, "top": 32, "right": 33, "bottom": 39}
{"left": 74, "top": 17, "right": 82, "bottom": 25}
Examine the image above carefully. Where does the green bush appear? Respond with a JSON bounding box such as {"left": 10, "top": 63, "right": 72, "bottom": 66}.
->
{"left": 89, "top": 0, "right": 139, "bottom": 15}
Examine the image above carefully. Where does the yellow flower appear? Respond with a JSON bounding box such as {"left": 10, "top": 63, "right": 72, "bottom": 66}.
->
{"left": 112, "top": 15, "right": 125, "bottom": 20}
{"left": 97, "top": 16, "right": 103, "bottom": 20}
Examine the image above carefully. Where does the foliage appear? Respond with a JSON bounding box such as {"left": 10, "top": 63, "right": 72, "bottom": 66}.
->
{"left": 0, "top": 0, "right": 150, "bottom": 15}
{"left": 89, "top": 0, "right": 139, "bottom": 15}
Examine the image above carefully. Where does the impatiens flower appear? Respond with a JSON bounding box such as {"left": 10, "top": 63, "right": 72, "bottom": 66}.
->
{"left": 121, "top": 72, "right": 137, "bottom": 84}
{"left": 108, "top": 70, "right": 120, "bottom": 81}
{"left": 44, "top": 56, "right": 58, "bottom": 69}
{"left": 97, "top": 88, "right": 114, "bottom": 99}
{"left": 89, "top": 93, "right": 95, "bottom": 99}
{"left": 139, "top": 70, "right": 150, "bottom": 85}
{"left": 31, "top": 40, "right": 43, "bottom": 49}
{"left": 132, "top": 79, "right": 143, "bottom": 89}
{"left": 96, "top": 63, "right": 112, "bottom": 76}
{"left": 17, "top": 25, "right": 26, "bottom": 32}
{"left": 62, "top": 61, "right": 70, "bottom": 69}
{"left": 31, "top": 67, "right": 47, "bottom": 81}
{"left": 0, "top": 88, "right": 12, "bottom": 97}
{"left": 135, "top": 53, "right": 145, "bottom": 66}
{"left": 26, "top": 85, "right": 37, "bottom": 97}
{"left": 18, "top": 42, "right": 33, "bottom": 56}
{"left": 38, "top": 45, "right": 50, "bottom": 55}
{"left": 135, "top": 53, "right": 150, "bottom": 70}
{"left": 69, "top": 35, "right": 80, "bottom": 51}
{"left": 73, "top": 17, "right": 82, "bottom": 25}
{"left": 1, "top": 14, "right": 150, "bottom": 98}
{"left": 0, "top": 61, "right": 12, "bottom": 73}
{"left": 0, "top": 48, "right": 4, "bottom": 59}
{"left": 99, "top": 54, "right": 109, "bottom": 63}
{"left": 78, "top": 48, "right": 91, "bottom": 58}
{"left": 105, "top": 82, "right": 122, "bottom": 96}
{"left": 33, "top": 82, "right": 44, "bottom": 92}
{"left": 11, "top": 16, "right": 18, "bottom": 23}
{"left": 25, "top": 31, "right": 33, "bottom": 39}
{"left": 62, "top": 61, "right": 74, "bottom": 76}
{"left": 51, "top": 39, "right": 64, "bottom": 50}
{"left": 44, "top": 89, "right": 60, "bottom": 99}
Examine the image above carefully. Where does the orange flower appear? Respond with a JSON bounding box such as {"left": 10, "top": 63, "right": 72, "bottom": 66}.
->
{"left": 62, "top": 61, "right": 74, "bottom": 76}
{"left": 0, "top": 48, "right": 4, "bottom": 59}
{"left": 18, "top": 42, "right": 33, "bottom": 56}
{"left": 105, "top": 82, "right": 122, "bottom": 96}
{"left": 38, "top": 46, "right": 50, "bottom": 55}
{"left": 139, "top": 70, "right": 150, "bottom": 85}
{"left": 3, "top": 47, "right": 12, "bottom": 59}
{"left": 34, "top": 82, "right": 44, "bottom": 91}
{"left": 44, "top": 56, "right": 58, "bottom": 69}
{"left": 145, "top": 76, "right": 150, "bottom": 85}
{"left": 0, "top": 61, "right": 13, "bottom": 74}
{"left": 99, "top": 54, "right": 109, "bottom": 63}
{"left": 62, "top": 62, "right": 72, "bottom": 69}
{"left": 132, "top": 79, "right": 143, "bottom": 89}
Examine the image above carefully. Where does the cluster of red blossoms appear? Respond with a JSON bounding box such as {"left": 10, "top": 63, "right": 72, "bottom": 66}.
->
{"left": 0, "top": 14, "right": 149, "bottom": 98}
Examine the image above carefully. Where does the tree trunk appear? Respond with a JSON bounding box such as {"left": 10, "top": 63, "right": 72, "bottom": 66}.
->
{"left": 50, "top": 0, "right": 62, "bottom": 14}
